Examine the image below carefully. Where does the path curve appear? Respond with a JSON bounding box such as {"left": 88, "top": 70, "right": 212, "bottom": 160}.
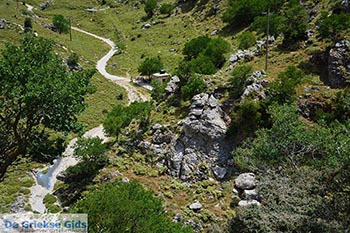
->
{"left": 72, "top": 26, "right": 149, "bottom": 103}
{"left": 28, "top": 4, "right": 149, "bottom": 213}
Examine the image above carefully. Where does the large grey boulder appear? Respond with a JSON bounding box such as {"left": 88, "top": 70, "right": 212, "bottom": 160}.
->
{"left": 235, "top": 173, "right": 257, "bottom": 190}
{"left": 327, "top": 40, "right": 350, "bottom": 88}
{"left": 166, "top": 93, "right": 233, "bottom": 181}
{"left": 238, "top": 200, "right": 261, "bottom": 207}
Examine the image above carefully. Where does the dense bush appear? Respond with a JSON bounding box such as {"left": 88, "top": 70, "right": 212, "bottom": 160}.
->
{"left": 71, "top": 180, "right": 193, "bottom": 233}
{"left": 222, "top": 0, "right": 283, "bottom": 28}
{"left": 160, "top": 4, "right": 175, "bottom": 15}
{"left": 181, "top": 76, "right": 206, "bottom": 101}
{"left": 228, "top": 65, "right": 253, "bottom": 99}
{"left": 181, "top": 36, "right": 229, "bottom": 75}
{"left": 67, "top": 53, "right": 79, "bottom": 67}
{"left": 227, "top": 99, "right": 262, "bottom": 141}
{"left": 52, "top": 15, "right": 70, "bottom": 34}
{"left": 237, "top": 32, "right": 256, "bottom": 50}
{"left": 73, "top": 137, "right": 108, "bottom": 168}
{"left": 144, "top": 0, "right": 157, "bottom": 18}
{"left": 103, "top": 102, "right": 151, "bottom": 137}
{"left": 138, "top": 57, "right": 163, "bottom": 77}
{"left": 266, "top": 66, "right": 303, "bottom": 104}
{"left": 24, "top": 17, "right": 32, "bottom": 33}
{"left": 279, "top": 2, "right": 308, "bottom": 48}
{"left": 317, "top": 12, "right": 350, "bottom": 41}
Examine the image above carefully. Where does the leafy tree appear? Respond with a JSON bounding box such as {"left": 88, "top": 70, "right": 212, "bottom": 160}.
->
{"left": 144, "top": 0, "right": 157, "bottom": 18}
{"left": 229, "top": 65, "right": 253, "bottom": 99}
{"left": 103, "top": 102, "right": 151, "bottom": 137}
{"left": 71, "top": 180, "right": 192, "bottom": 233}
{"left": 160, "top": 4, "right": 175, "bottom": 16}
{"left": 0, "top": 35, "right": 95, "bottom": 178}
{"left": 227, "top": 99, "right": 262, "bottom": 140}
{"left": 181, "top": 36, "right": 230, "bottom": 75}
{"left": 237, "top": 31, "right": 256, "bottom": 50}
{"left": 279, "top": 2, "right": 308, "bottom": 47}
{"left": 181, "top": 76, "right": 206, "bottom": 101}
{"left": 204, "top": 37, "right": 231, "bottom": 68}
{"left": 317, "top": 12, "right": 350, "bottom": 41}
{"left": 222, "top": 0, "right": 283, "bottom": 28}
{"left": 52, "top": 15, "right": 70, "bottom": 34}
{"left": 183, "top": 36, "right": 211, "bottom": 61}
{"left": 73, "top": 137, "right": 108, "bottom": 168}
{"left": 138, "top": 57, "right": 163, "bottom": 77}
{"left": 24, "top": 17, "right": 32, "bottom": 33}
{"left": 186, "top": 54, "right": 217, "bottom": 75}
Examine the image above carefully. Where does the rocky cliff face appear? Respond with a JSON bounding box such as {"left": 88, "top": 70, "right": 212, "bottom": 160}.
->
{"left": 166, "top": 93, "right": 233, "bottom": 182}
{"left": 328, "top": 40, "right": 350, "bottom": 88}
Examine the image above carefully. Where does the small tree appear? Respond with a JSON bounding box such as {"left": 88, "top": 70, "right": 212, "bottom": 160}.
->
{"left": 151, "top": 79, "right": 167, "bottom": 102}
{"left": 229, "top": 65, "right": 253, "bottom": 99}
{"left": 24, "top": 17, "right": 32, "bottom": 33}
{"left": 181, "top": 76, "right": 206, "bottom": 101}
{"left": 52, "top": 15, "right": 70, "bottom": 34}
{"left": 238, "top": 31, "right": 256, "bottom": 50}
{"left": 280, "top": 3, "right": 308, "bottom": 48}
{"left": 138, "top": 57, "right": 163, "bottom": 77}
{"left": 317, "top": 13, "right": 350, "bottom": 41}
{"left": 145, "top": 0, "right": 157, "bottom": 18}
{"left": 160, "top": 4, "right": 175, "bottom": 16}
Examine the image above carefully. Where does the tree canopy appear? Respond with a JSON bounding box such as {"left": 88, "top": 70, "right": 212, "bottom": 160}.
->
{"left": 0, "top": 35, "right": 95, "bottom": 178}
{"left": 52, "top": 15, "right": 70, "bottom": 34}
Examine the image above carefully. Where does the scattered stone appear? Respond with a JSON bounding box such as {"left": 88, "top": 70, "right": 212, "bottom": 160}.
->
{"left": 0, "top": 19, "right": 6, "bottom": 29}
{"left": 121, "top": 177, "right": 129, "bottom": 183}
{"left": 86, "top": 8, "right": 97, "bottom": 13}
{"left": 238, "top": 200, "right": 261, "bottom": 207}
{"left": 232, "top": 188, "right": 239, "bottom": 194}
{"left": 230, "top": 195, "right": 241, "bottom": 207}
{"left": 235, "top": 173, "right": 257, "bottom": 190}
{"left": 165, "top": 76, "right": 180, "bottom": 94}
{"left": 242, "top": 189, "right": 259, "bottom": 200}
{"left": 173, "top": 213, "right": 183, "bottom": 222}
{"left": 212, "top": 166, "right": 227, "bottom": 180}
{"left": 189, "top": 201, "right": 202, "bottom": 211}
{"left": 152, "top": 123, "right": 162, "bottom": 131}
{"left": 142, "top": 23, "right": 152, "bottom": 29}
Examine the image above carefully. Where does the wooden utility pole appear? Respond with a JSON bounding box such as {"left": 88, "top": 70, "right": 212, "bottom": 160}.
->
{"left": 69, "top": 17, "right": 72, "bottom": 41}
{"left": 265, "top": 7, "right": 270, "bottom": 72}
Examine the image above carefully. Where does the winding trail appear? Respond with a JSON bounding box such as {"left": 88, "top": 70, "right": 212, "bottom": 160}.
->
{"left": 27, "top": 4, "right": 149, "bottom": 213}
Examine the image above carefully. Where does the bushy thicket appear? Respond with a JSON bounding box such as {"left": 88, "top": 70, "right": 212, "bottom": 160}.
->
{"left": 71, "top": 180, "right": 193, "bottom": 233}
{"left": 181, "top": 76, "right": 206, "bottom": 101}
{"left": 318, "top": 12, "right": 350, "bottom": 41}
{"left": 103, "top": 102, "right": 151, "bottom": 137}
{"left": 180, "top": 36, "right": 230, "bottom": 75}
{"left": 228, "top": 65, "right": 253, "bottom": 99}
{"left": 229, "top": 104, "right": 350, "bottom": 232}
{"left": 138, "top": 57, "right": 163, "bottom": 76}
{"left": 237, "top": 32, "right": 256, "bottom": 50}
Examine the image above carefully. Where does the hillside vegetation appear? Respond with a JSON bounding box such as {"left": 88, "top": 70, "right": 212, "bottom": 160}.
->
{"left": 0, "top": 0, "right": 350, "bottom": 232}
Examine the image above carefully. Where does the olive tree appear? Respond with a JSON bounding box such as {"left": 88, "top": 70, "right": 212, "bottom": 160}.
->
{"left": 0, "top": 35, "right": 95, "bottom": 178}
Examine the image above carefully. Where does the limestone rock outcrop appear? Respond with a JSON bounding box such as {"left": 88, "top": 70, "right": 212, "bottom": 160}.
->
{"left": 166, "top": 93, "right": 233, "bottom": 181}
{"left": 327, "top": 40, "right": 350, "bottom": 88}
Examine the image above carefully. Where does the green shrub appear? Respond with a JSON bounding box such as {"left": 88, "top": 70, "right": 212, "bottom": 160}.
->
{"left": 317, "top": 12, "right": 350, "bottom": 41}
{"left": 138, "top": 57, "right": 163, "bottom": 77}
{"left": 238, "top": 32, "right": 256, "bottom": 50}
{"left": 229, "top": 65, "right": 253, "bottom": 99}
{"left": 52, "top": 15, "right": 70, "bottom": 34}
{"left": 144, "top": 0, "right": 157, "bottom": 18}
{"left": 151, "top": 79, "right": 167, "bottom": 102}
{"left": 267, "top": 66, "right": 303, "bottom": 104}
{"left": 103, "top": 102, "right": 151, "bottom": 137}
{"left": 71, "top": 180, "right": 193, "bottom": 232}
{"left": 181, "top": 76, "right": 206, "bottom": 101}
{"left": 67, "top": 53, "right": 79, "bottom": 67}
{"left": 44, "top": 194, "right": 57, "bottom": 205}
{"left": 160, "top": 4, "right": 175, "bottom": 15}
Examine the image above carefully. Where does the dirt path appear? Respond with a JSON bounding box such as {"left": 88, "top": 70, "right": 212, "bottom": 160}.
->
{"left": 27, "top": 4, "right": 149, "bottom": 213}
